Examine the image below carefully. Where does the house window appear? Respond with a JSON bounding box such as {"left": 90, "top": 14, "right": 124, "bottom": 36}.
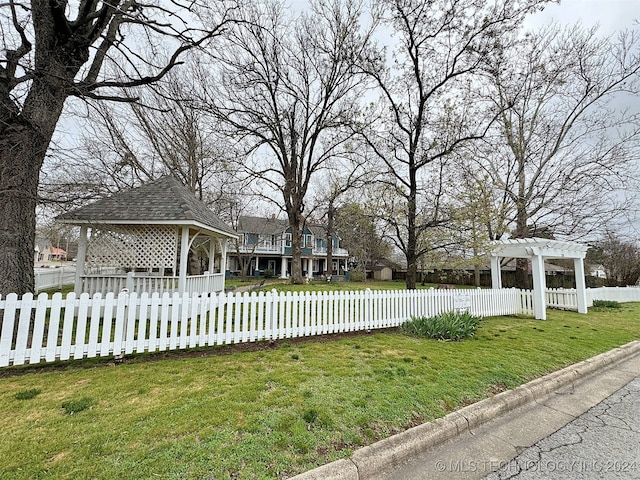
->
{"left": 304, "top": 234, "right": 312, "bottom": 248}
{"left": 285, "top": 233, "right": 292, "bottom": 247}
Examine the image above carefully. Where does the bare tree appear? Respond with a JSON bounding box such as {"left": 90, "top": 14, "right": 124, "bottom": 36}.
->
{"left": 0, "top": 0, "right": 236, "bottom": 295}
{"left": 40, "top": 63, "right": 239, "bottom": 210}
{"left": 203, "top": 0, "right": 376, "bottom": 284}
{"left": 478, "top": 24, "right": 640, "bottom": 287}
{"left": 588, "top": 233, "right": 640, "bottom": 286}
{"left": 360, "top": 0, "right": 546, "bottom": 290}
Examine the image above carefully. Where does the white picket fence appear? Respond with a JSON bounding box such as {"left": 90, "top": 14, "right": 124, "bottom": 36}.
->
{"left": 587, "top": 286, "right": 640, "bottom": 304}
{"left": 0, "top": 288, "right": 522, "bottom": 367}
{"left": 1, "top": 286, "right": 637, "bottom": 368}
{"left": 34, "top": 267, "right": 76, "bottom": 293}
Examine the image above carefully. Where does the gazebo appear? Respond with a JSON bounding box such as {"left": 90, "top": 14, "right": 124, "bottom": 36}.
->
{"left": 56, "top": 176, "right": 237, "bottom": 296}
{"left": 490, "top": 238, "right": 589, "bottom": 320}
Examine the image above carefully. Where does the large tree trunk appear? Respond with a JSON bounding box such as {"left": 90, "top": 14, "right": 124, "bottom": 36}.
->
{"left": 287, "top": 211, "right": 304, "bottom": 284}
{"left": 513, "top": 208, "right": 530, "bottom": 289}
{"left": 513, "top": 157, "right": 529, "bottom": 289}
{"left": 326, "top": 200, "right": 335, "bottom": 276}
{"left": 0, "top": 120, "right": 55, "bottom": 295}
{"left": 405, "top": 168, "right": 418, "bottom": 290}
{"left": 0, "top": 80, "right": 64, "bottom": 295}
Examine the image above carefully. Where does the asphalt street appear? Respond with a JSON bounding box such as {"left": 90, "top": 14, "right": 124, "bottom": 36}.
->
{"left": 483, "top": 376, "right": 640, "bottom": 479}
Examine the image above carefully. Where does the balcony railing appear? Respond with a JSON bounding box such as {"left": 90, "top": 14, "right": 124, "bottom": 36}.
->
{"left": 233, "top": 244, "right": 349, "bottom": 256}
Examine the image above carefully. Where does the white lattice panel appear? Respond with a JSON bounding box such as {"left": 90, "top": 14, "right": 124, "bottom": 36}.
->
{"left": 86, "top": 225, "right": 178, "bottom": 269}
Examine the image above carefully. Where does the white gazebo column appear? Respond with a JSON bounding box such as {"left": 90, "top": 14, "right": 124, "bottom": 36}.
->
{"left": 280, "top": 257, "right": 288, "bottom": 278}
{"left": 530, "top": 253, "right": 547, "bottom": 320}
{"left": 490, "top": 256, "right": 502, "bottom": 289}
{"left": 574, "top": 257, "right": 588, "bottom": 314}
{"left": 208, "top": 238, "right": 216, "bottom": 273}
{"left": 218, "top": 239, "right": 228, "bottom": 275}
{"left": 178, "top": 227, "right": 190, "bottom": 294}
{"left": 74, "top": 225, "right": 88, "bottom": 295}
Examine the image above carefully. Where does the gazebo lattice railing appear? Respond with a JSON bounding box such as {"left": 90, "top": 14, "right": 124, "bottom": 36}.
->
{"left": 86, "top": 224, "right": 178, "bottom": 273}
{"left": 78, "top": 224, "right": 226, "bottom": 296}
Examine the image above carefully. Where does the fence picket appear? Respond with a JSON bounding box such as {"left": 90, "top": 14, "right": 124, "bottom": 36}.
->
{"left": 0, "top": 294, "right": 18, "bottom": 366}
{"left": 29, "top": 293, "right": 49, "bottom": 364}
{"left": 59, "top": 293, "right": 77, "bottom": 361}
{"left": 87, "top": 293, "right": 102, "bottom": 358}
{"left": 74, "top": 293, "right": 90, "bottom": 359}
{"left": 100, "top": 293, "right": 115, "bottom": 357}
{"left": 14, "top": 293, "right": 34, "bottom": 365}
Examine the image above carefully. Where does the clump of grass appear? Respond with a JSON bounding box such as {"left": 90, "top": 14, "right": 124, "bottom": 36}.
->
{"left": 401, "top": 311, "right": 480, "bottom": 341}
{"left": 15, "top": 388, "right": 41, "bottom": 400}
{"left": 592, "top": 300, "right": 621, "bottom": 309}
{"left": 61, "top": 397, "right": 95, "bottom": 415}
{"left": 302, "top": 408, "right": 318, "bottom": 424}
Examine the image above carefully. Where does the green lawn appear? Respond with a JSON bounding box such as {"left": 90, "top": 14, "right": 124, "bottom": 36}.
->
{"left": 1, "top": 304, "right": 638, "bottom": 479}
{"left": 249, "top": 279, "right": 478, "bottom": 292}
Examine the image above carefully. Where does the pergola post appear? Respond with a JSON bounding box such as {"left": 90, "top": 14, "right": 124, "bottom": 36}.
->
{"left": 490, "top": 256, "right": 502, "bottom": 289}
{"left": 530, "top": 251, "right": 547, "bottom": 320}
{"left": 178, "top": 227, "right": 190, "bottom": 294}
{"left": 74, "top": 225, "right": 88, "bottom": 295}
{"left": 574, "top": 257, "right": 588, "bottom": 314}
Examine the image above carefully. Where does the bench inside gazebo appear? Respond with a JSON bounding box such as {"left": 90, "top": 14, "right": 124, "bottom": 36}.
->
{"left": 490, "top": 238, "right": 589, "bottom": 320}
{"left": 56, "top": 176, "right": 237, "bottom": 296}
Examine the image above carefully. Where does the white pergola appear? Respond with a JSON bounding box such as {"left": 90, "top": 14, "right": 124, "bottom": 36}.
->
{"left": 490, "top": 238, "right": 589, "bottom": 320}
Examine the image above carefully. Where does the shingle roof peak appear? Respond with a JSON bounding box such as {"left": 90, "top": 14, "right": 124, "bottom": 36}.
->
{"left": 56, "top": 176, "right": 236, "bottom": 237}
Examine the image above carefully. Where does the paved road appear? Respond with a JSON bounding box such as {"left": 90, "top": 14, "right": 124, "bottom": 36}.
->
{"left": 371, "top": 353, "right": 640, "bottom": 480}
{"left": 484, "top": 376, "right": 640, "bottom": 479}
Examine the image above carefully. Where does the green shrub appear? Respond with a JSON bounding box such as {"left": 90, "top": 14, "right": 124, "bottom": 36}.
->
{"left": 592, "top": 300, "right": 621, "bottom": 309}
{"left": 263, "top": 268, "right": 275, "bottom": 278}
{"left": 62, "top": 397, "right": 95, "bottom": 415}
{"left": 15, "top": 389, "right": 41, "bottom": 400}
{"left": 401, "top": 311, "right": 480, "bottom": 341}
{"left": 348, "top": 270, "right": 366, "bottom": 282}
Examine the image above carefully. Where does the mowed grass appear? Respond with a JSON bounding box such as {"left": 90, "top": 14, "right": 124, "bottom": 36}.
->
{"left": 1, "top": 304, "right": 639, "bottom": 479}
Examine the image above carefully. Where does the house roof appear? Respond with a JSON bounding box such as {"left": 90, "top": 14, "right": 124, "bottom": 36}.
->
{"left": 238, "top": 216, "right": 289, "bottom": 236}
{"left": 56, "top": 176, "right": 236, "bottom": 238}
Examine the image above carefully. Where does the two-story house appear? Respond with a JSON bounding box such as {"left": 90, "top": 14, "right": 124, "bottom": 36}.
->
{"left": 227, "top": 216, "right": 349, "bottom": 279}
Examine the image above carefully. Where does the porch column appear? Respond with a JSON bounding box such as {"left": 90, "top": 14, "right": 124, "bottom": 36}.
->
{"left": 74, "top": 225, "right": 88, "bottom": 295}
{"left": 178, "top": 227, "right": 190, "bottom": 294}
{"left": 208, "top": 238, "right": 216, "bottom": 272}
{"left": 574, "top": 257, "right": 588, "bottom": 314}
{"left": 530, "top": 252, "right": 547, "bottom": 320}
{"left": 490, "top": 256, "right": 502, "bottom": 289}
{"left": 306, "top": 258, "right": 313, "bottom": 279}
{"left": 280, "top": 257, "right": 288, "bottom": 278}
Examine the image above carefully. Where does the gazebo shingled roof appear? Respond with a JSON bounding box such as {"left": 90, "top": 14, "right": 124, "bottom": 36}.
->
{"left": 56, "top": 176, "right": 236, "bottom": 295}
{"left": 57, "top": 176, "right": 236, "bottom": 237}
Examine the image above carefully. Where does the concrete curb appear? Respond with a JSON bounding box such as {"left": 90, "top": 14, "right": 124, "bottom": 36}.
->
{"left": 290, "top": 340, "right": 640, "bottom": 480}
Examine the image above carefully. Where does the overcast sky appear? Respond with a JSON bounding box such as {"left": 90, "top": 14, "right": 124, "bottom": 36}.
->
{"left": 524, "top": 0, "right": 640, "bottom": 33}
